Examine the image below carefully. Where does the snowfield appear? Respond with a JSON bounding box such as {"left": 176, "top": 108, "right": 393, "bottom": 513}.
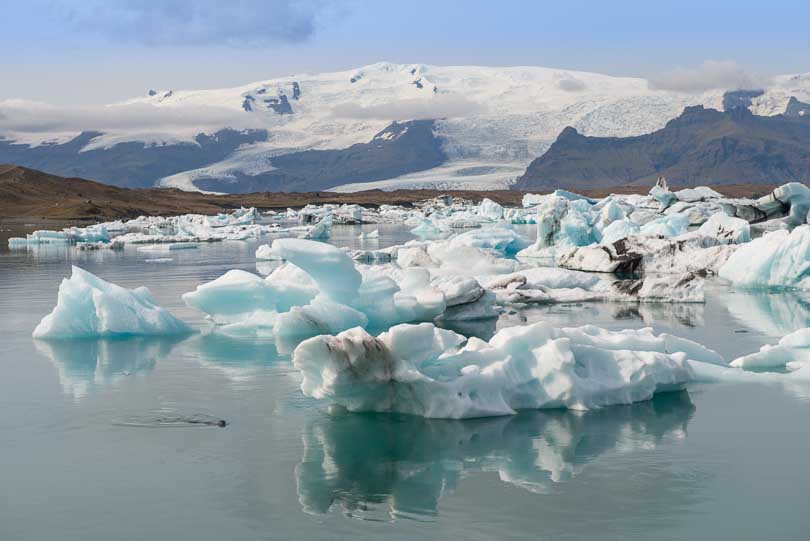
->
{"left": 5, "top": 62, "right": 810, "bottom": 192}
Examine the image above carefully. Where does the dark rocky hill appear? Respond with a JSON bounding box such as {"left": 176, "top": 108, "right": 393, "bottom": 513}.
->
{"left": 514, "top": 102, "right": 810, "bottom": 191}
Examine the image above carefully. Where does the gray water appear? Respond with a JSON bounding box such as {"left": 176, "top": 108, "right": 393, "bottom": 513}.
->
{"left": 2, "top": 224, "right": 810, "bottom": 540}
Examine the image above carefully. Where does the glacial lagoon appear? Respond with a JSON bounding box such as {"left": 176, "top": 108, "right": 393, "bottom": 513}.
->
{"left": 2, "top": 223, "right": 810, "bottom": 540}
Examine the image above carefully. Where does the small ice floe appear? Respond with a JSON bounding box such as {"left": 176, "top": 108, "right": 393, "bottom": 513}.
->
{"left": 136, "top": 243, "right": 198, "bottom": 252}
{"left": 358, "top": 229, "right": 379, "bottom": 240}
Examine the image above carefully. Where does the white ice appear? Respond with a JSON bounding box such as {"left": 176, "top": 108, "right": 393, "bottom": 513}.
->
{"left": 293, "top": 321, "right": 724, "bottom": 418}
{"left": 33, "top": 266, "right": 191, "bottom": 339}
{"left": 718, "top": 226, "right": 810, "bottom": 289}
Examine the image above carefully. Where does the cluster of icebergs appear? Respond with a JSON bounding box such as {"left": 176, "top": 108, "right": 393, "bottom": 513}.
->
{"left": 29, "top": 180, "right": 810, "bottom": 418}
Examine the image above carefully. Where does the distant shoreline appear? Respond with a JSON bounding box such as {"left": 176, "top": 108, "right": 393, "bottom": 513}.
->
{"left": 0, "top": 164, "right": 783, "bottom": 222}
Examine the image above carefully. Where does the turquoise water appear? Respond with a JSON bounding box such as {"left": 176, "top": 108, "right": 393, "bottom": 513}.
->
{"left": 2, "top": 224, "right": 810, "bottom": 540}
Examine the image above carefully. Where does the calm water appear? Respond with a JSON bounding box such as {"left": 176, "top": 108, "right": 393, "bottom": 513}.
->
{"left": 2, "top": 224, "right": 810, "bottom": 540}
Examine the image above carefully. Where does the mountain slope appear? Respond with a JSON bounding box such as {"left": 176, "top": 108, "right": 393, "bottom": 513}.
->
{"left": 513, "top": 106, "right": 810, "bottom": 190}
{"left": 2, "top": 62, "right": 810, "bottom": 192}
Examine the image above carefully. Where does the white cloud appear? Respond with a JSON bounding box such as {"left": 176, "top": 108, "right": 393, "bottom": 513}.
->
{"left": 331, "top": 94, "right": 483, "bottom": 120}
{"left": 648, "top": 60, "right": 769, "bottom": 93}
{"left": 0, "top": 99, "right": 264, "bottom": 135}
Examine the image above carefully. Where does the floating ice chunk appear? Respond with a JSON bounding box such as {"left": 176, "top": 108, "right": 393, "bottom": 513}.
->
{"left": 410, "top": 219, "right": 447, "bottom": 237}
{"left": 304, "top": 215, "right": 333, "bottom": 240}
{"left": 275, "top": 295, "right": 368, "bottom": 338}
{"left": 696, "top": 212, "right": 750, "bottom": 244}
{"left": 650, "top": 183, "right": 676, "bottom": 207}
{"left": 639, "top": 214, "right": 690, "bottom": 237}
{"left": 731, "top": 328, "right": 810, "bottom": 369}
{"left": 518, "top": 196, "right": 595, "bottom": 258}
{"left": 350, "top": 266, "right": 445, "bottom": 327}
{"left": 718, "top": 226, "right": 810, "bottom": 289}
{"left": 674, "top": 186, "right": 724, "bottom": 202}
{"left": 293, "top": 321, "right": 720, "bottom": 418}
{"left": 33, "top": 266, "right": 191, "bottom": 339}
{"left": 560, "top": 235, "right": 735, "bottom": 275}
{"left": 599, "top": 220, "right": 640, "bottom": 245}
{"left": 8, "top": 224, "right": 112, "bottom": 247}
{"left": 430, "top": 276, "right": 485, "bottom": 307}
{"left": 477, "top": 198, "right": 504, "bottom": 221}
{"left": 269, "top": 238, "right": 362, "bottom": 302}
{"left": 182, "top": 268, "right": 316, "bottom": 324}
{"left": 136, "top": 243, "right": 198, "bottom": 252}
{"left": 486, "top": 268, "right": 704, "bottom": 305}
{"left": 255, "top": 244, "right": 281, "bottom": 260}
{"left": 358, "top": 229, "right": 379, "bottom": 240}
{"left": 448, "top": 226, "right": 531, "bottom": 255}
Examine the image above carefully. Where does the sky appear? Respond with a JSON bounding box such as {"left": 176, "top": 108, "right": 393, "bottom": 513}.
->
{"left": 2, "top": 0, "right": 810, "bottom": 106}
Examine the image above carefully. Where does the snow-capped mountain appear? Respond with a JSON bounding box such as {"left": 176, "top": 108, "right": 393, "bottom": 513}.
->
{"left": 2, "top": 62, "right": 810, "bottom": 192}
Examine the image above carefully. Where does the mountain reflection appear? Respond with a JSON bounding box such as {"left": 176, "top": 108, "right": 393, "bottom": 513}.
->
{"left": 34, "top": 336, "right": 183, "bottom": 399}
{"left": 296, "top": 392, "right": 695, "bottom": 519}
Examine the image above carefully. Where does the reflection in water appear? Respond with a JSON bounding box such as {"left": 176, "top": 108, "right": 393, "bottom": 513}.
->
{"left": 34, "top": 336, "right": 184, "bottom": 399}
{"left": 185, "top": 332, "right": 286, "bottom": 381}
{"left": 611, "top": 302, "right": 704, "bottom": 328}
{"left": 296, "top": 392, "right": 695, "bottom": 520}
{"left": 724, "top": 288, "right": 810, "bottom": 338}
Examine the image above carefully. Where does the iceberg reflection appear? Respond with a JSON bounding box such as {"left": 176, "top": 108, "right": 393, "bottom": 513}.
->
{"left": 296, "top": 392, "right": 695, "bottom": 520}
{"left": 185, "top": 332, "right": 285, "bottom": 381}
{"left": 723, "top": 288, "right": 810, "bottom": 338}
{"left": 34, "top": 336, "right": 184, "bottom": 399}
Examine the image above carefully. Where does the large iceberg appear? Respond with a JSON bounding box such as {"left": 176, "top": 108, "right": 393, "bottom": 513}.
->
{"left": 33, "top": 266, "right": 192, "bottom": 339}
{"left": 293, "top": 321, "right": 724, "bottom": 418}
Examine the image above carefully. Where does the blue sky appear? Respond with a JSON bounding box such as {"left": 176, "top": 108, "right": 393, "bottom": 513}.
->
{"left": 3, "top": 0, "right": 809, "bottom": 105}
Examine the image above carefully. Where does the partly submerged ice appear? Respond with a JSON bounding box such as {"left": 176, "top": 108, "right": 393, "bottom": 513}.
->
{"left": 719, "top": 226, "right": 810, "bottom": 289}
{"left": 33, "top": 266, "right": 191, "bottom": 339}
{"left": 293, "top": 321, "right": 724, "bottom": 418}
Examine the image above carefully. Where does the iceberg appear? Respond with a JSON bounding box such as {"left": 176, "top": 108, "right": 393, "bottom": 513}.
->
{"left": 304, "top": 215, "right": 333, "bottom": 240}
{"left": 293, "top": 321, "right": 723, "bottom": 418}
{"left": 730, "top": 328, "right": 810, "bottom": 370}
{"left": 33, "top": 266, "right": 192, "bottom": 339}
{"left": 559, "top": 235, "right": 736, "bottom": 276}
{"left": 477, "top": 198, "right": 505, "bottom": 221}
{"left": 358, "top": 229, "right": 380, "bottom": 240}
{"left": 269, "top": 238, "right": 362, "bottom": 303}
{"left": 182, "top": 267, "right": 316, "bottom": 324}
{"left": 448, "top": 226, "right": 531, "bottom": 255}
{"left": 718, "top": 226, "right": 810, "bottom": 289}
{"left": 255, "top": 244, "right": 280, "bottom": 260}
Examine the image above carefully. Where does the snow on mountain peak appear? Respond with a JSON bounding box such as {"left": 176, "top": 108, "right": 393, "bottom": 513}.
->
{"left": 4, "top": 61, "right": 810, "bottom": 192}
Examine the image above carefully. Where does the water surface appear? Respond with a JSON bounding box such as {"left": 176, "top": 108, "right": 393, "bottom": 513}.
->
{"left": 2, "top": 224, "right": 809, "bottom": 540}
